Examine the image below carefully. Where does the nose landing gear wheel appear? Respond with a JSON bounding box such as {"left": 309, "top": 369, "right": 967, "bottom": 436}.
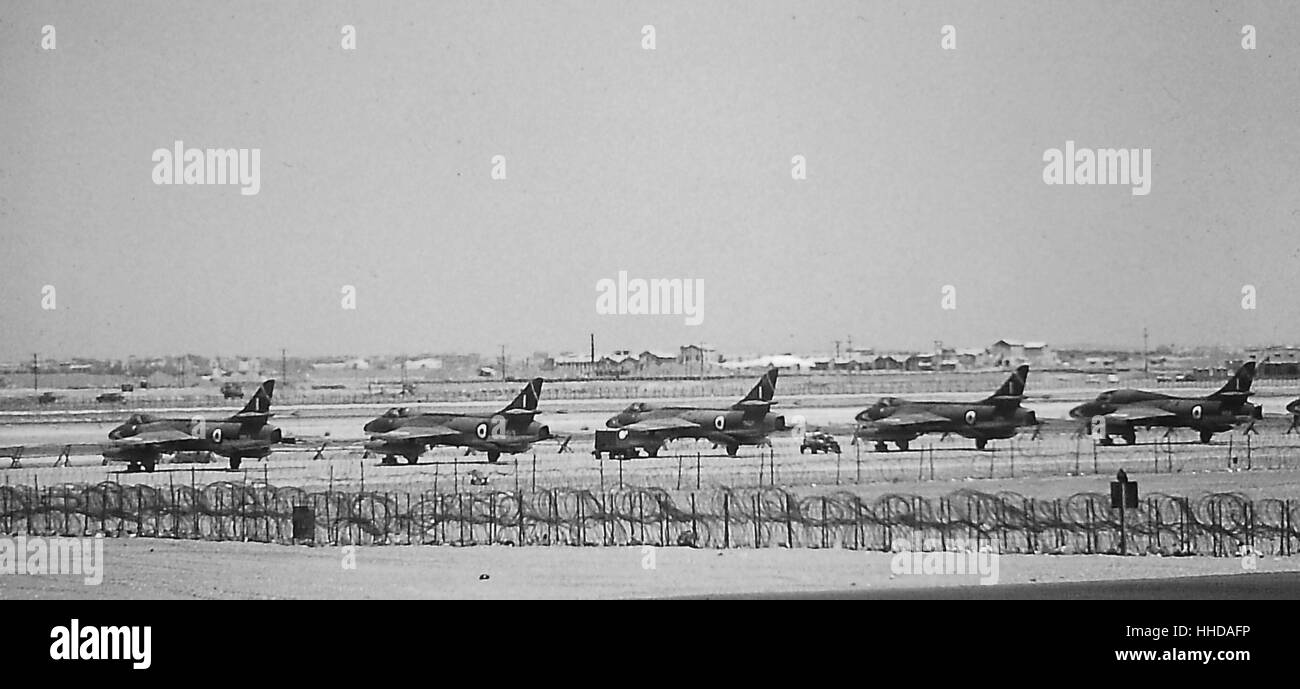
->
{"left": 725, "top": 444, "right": 739, "bottom": 457}
{"left": 487, "top": 450, "right": 501, "bottom": 463}
{"left": 229, "top": 456, "right": 242, "bottom": 471}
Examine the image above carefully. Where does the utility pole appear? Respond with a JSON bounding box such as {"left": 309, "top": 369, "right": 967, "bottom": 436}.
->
{"left": 835, "top": 340, "right": 841, "bottom": 360}
{"left": 500, "top": 345, "right": 507, "bottom": 381}
{"left": 32, "top": 353, "right": 38, "bottom": 390}
{"left": 281, "top": 348, "right": 287, "bottom": 385}
{"left": 1142, "top": 328, "right": 1149, "bottom": 375}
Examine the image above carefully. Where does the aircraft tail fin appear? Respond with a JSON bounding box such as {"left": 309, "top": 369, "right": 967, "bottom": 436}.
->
{"left": 499, "top": 378, "right": 544, "bottom": 416}
{"left": 983, "top": 365, "right": 1029, "bottom": 405}
{"left": 1210, "top": 361, "right": 1256, "bottom": 402}
{"left": 733, "top": 368, "right": 779, "bottom": 412}
{"left": 229, "top": 380, "right": 275, "bottom": 425}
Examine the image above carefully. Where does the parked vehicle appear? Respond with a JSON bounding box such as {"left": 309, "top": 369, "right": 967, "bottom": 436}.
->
{"left": 800, "top": 430, "right": 841, "bottom": 454}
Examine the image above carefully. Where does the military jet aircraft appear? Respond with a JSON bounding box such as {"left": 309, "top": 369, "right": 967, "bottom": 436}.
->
{"left": 1286, "top": 397, "right": 1300, "bottom": 434}
{"left": 854, "top": 365, "right": 1035, "bottom": 451}
{"left": 603, "top": 368, "right": 784, "bottom": 457}
{"left": 362, "top": 377, "right": 549, "bottom": 465}
{"left": 103, "top": 380, "right": 280, "bottom": 472}
{"left": 1068, "top": 361, "right": 1261, "bottom": 445}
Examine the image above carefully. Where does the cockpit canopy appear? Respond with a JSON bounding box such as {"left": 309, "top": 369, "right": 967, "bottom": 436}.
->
{"left": 125, "top": 413, "right": 159, "bottom": 426}
{"left": 622, "top": 402, "right": 652, "bottom": 414}
{"left": 875, "top": 397, "right": 902, "bottom": 408}
{"left": 382, "top": 407, "right": 413, "bottom": 419}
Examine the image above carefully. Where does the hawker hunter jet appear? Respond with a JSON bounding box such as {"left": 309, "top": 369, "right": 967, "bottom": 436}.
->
{"left": 1068, "top": 361, "right": 1261, "bottom": 444}
{"left": 1285, "top": 397, "right": 1300, "bottom": 434}
{"left": 603, "top": 368, "right": 784, "bottom": 457}
{"left": 363, "top": 378, "right": 549, "bottom": 464}
{"left": 103, "top": 380, "right": 280, "bottom": 472}
{"left": 855, "top": 365, "right": 1036, "bottom": 451}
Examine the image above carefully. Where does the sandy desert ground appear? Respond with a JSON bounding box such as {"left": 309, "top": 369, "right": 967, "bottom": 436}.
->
{"left": 2, "top": 537, "right": 1298, "bottom": 600}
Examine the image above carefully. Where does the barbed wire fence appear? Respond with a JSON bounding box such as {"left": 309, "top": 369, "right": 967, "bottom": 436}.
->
{"left": 1, "top": 480, "right": 1294, "bottom": 557}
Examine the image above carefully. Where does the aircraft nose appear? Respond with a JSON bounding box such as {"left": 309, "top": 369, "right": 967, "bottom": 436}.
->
{"left": 108, "top": 424, "right": 133, "bottom": 440}
{"left": 1068, "top": 404, "right": 1092, "bottom": 420}
{"left": 363, "top": 418, "right": 386, "bottom": 434}
{"left": 605, "top": 415, "right": 622, "bottom": 429}
{"left": 537, "top": 424, "right": 551, "bottom": 440}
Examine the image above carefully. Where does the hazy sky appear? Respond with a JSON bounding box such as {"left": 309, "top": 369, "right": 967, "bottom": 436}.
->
{"left": 3, "top": 1, "right": 1298, "bottom": 360}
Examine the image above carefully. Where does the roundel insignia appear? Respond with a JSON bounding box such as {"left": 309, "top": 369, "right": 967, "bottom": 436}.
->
{"left": 618, "top": 429, "right": 629, "bottom": 440}
{"left": 714, "top": 415, "right": 726, "bottom": 431}
{"left": 212, "top": 428, "right": 223, "bottom": 443}
{"left": 476, "top": 422, "right": 488, "bottom": 440}
{"left": 1192, "top": 405, "right": 1203, "bottom": 420}
{"left": 965, "top": 410, "right": 977, "bottom": 425}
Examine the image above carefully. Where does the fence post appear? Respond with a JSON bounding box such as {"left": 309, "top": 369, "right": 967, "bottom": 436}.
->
{"left": 723, "top": 492, "right": 730, "bottom": 549}
{"left": 690, "top": 493, "right": 697, "bottom": 545}
{"left": 785, "top": 493, "right": 793, "bottom": 549}
{"left": 855, "top": 497, "right": 862, "bottom": 550}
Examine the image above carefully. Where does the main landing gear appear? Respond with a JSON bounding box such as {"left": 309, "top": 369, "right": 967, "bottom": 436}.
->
{"left": 126, "top": 456, "right": 158, "bottom": 473}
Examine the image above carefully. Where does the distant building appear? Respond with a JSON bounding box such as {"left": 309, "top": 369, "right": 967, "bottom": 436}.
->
{"left": 312, "top": 357, "right": 371, "bottom": 371}
{"left": 678, "top": 344, "right": 716, "bottom": 370}
{"left": 873, "top": 354, "right": 907, "bottom": 371}
{"left": 636, "top": 350, "right": 678, "bottom": 373}
{"left": 989, "top": 339, "right": 1055, "bottom": 368}
{"left": 1259, "top": 346, "right": 1300, "bottom": 377}
{"left": 719, "top": 354, "right": 816, "bottom": 371}
{"left": 905, "top": 354, "right": 935, "bottom": 372}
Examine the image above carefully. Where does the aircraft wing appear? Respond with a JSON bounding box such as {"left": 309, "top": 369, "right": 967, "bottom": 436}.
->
{"left": 370, "top": 426, "right": 459, "bottom": 442}
{"left": 870, "top": 411, "right": 950, "bottom": 429}
{"left": 1106, "top": 407, "right": 1177, "bottom": 424}
{"left": 622, "top": 418, "right": 701, "bottom": 432}
{"left": 112, "top": 429, "right": 196, "bottom": 446}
